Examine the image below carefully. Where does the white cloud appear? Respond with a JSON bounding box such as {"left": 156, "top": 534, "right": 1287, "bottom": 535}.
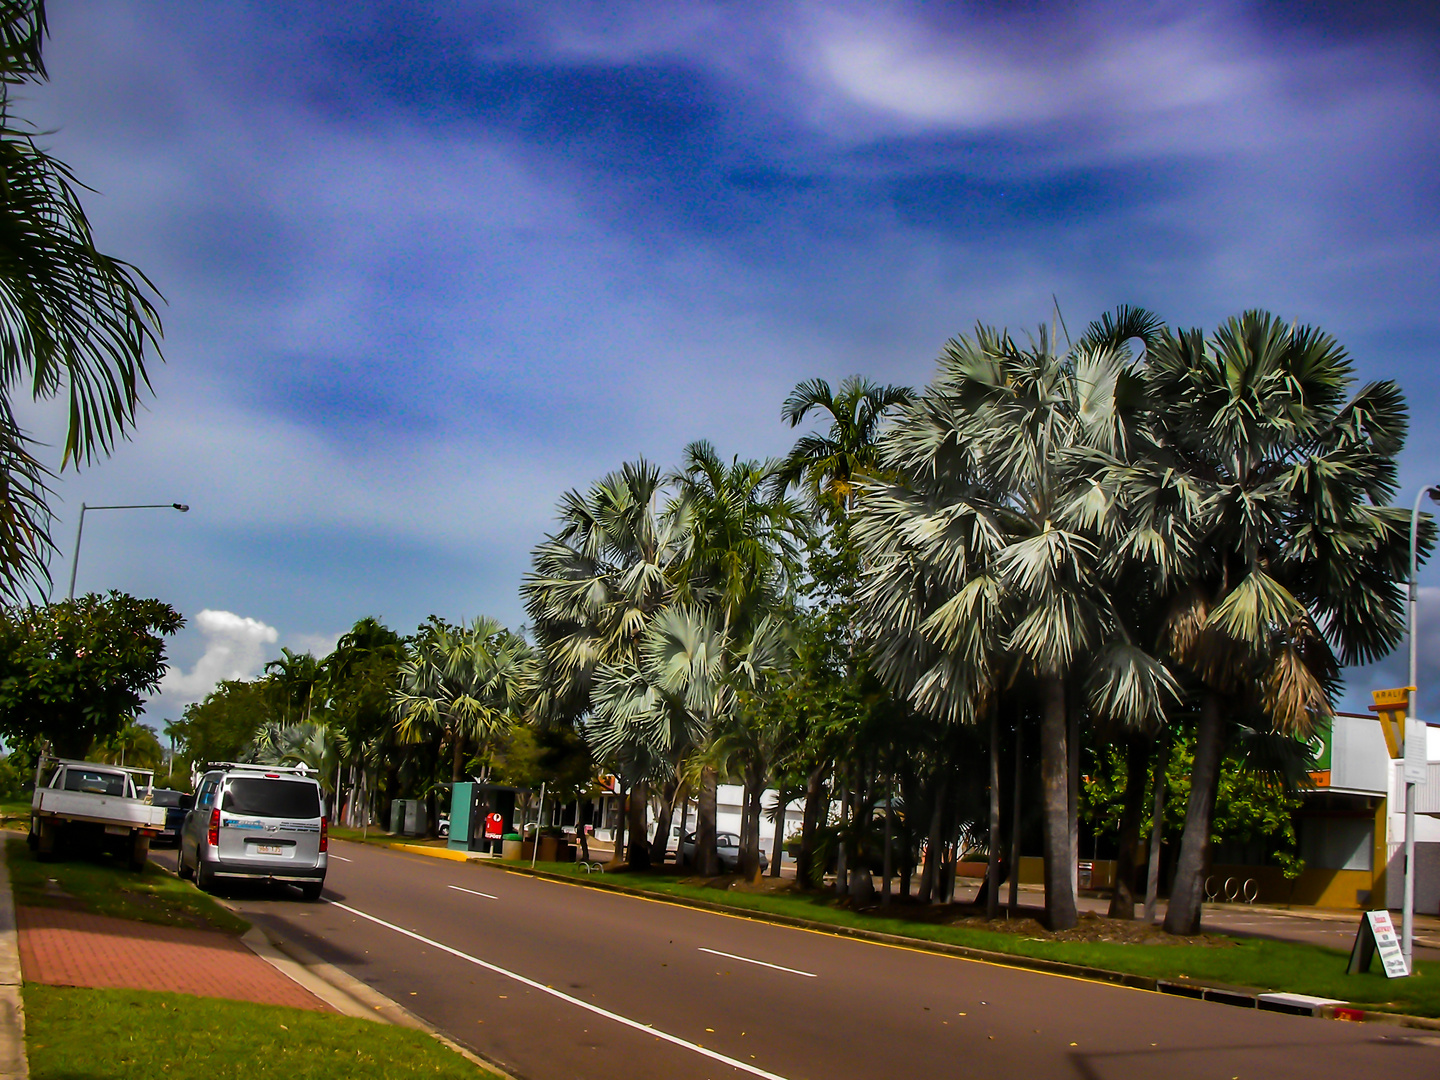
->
{"left": 157, "top": 609, "right": 278, "bottom": 707}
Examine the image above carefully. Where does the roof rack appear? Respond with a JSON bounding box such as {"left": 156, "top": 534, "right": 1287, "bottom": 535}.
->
{"left": 203, "top": 762, "right": 315, "bottom": 775}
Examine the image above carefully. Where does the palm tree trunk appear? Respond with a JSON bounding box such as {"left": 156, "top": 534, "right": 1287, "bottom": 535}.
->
{"left": 1040, "top": 675, "right": 1078, "bottom": 930}
{"left": 833, "top": 771, "right": 850, "bottom": 896}
{"left": 882, "top": 773, "right": 893, "bottom": 905}
{"left": 649, "top": 779, "right": 678, "bottom": 866}
{"left": 610, "top": 786, "right": 628, "bottom": 867}
{"left": 798, "top": 764, "right": 825, "bottom": 889}
{"left": 1107, "top": 732, "right": 1150, "bottom": 919}
{"left": 451, "top": 730, "right": 465, "bottom": 783}
{"left": 1164, "top": 693, "right": 1226, "bottom": 935}
{"left": 697, "top": 767, "right": 719, "bottom": 876}
{"left": 675, "top": 790, "right": 690, "bottom": 868}
{"left": 1144, "top": 734, "right": 1168, "bottom": 923}
{"left": 1009, "top": 715, "right": 1023, "bottom": 913}
{"left": 628, "top": 780, "right": 651, "bottom": 871}
{"left": 770, "top": 788, "right": 787, "bottom": 879}
{"left": 741, "top": 773, "right": 764, "bottom": 882}
{"left": 918, "top": 770, "right": 948, "bottom": 904}
{"left": 986, "top": 706, "right": 1001, "bottom": 919}
{"left": 1068, "top": 703, "right": 1080, "bottom": 899}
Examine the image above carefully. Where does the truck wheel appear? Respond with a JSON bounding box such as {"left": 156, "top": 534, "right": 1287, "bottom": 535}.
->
{"left": 129, "top": 834, "right": 150, "bottom": 873}
{"left": 26, "top": 818, "right": 36, "bottom": 851}
{"left": 35, "top": 821, "right": 57, "bottom": 861}
{"left": 196, "top": 861, "right": 217, "bottom": 894}
{"left": 299, "top": 881, "right": 324, "bottom": 901}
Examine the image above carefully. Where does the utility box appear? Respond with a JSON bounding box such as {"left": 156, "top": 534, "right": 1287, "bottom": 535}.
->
{"left": 389, "top": 798, "right": 427, "bottom": 837}
{"left": 446, "top": 783, "right": 524, "bottom": 854}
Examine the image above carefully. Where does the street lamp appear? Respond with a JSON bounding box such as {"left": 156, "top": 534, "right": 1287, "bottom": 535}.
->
{"left": 1403, "top": 484, "right": 1440, "bottom": 967}
{"left": 66, "top": 502, "right": 190, "bottom": 600}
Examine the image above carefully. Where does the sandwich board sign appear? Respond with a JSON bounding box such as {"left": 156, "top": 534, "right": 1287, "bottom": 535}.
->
{"left": 1347, "top": 910, "right": 1409, "bottom": 978}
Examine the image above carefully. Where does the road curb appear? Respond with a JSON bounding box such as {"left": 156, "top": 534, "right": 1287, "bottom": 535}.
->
{"left": 483, "top": 862, "right": 1440, "bottom": 1033}
{"left": 0, "top": 846, "right": 27, "bottom": 1080}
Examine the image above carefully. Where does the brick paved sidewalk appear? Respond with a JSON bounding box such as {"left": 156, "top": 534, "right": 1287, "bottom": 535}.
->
{"left": 16, "top": 906, "right": 328, "bottom": 1011}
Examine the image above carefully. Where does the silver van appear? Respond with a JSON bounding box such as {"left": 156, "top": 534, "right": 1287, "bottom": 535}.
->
{"left": 178, "top": 763, "right": 327, "bottom": 900}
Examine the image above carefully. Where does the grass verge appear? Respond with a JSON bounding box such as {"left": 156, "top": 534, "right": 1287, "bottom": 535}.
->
{"left": 490, "top": 861, "right": 1440, "bottom": 1018}
{"left": 6, "top": 835, "right": 249, "bottom": 935}
{"left": 25, "top": 984, "right": 495, "bottom": 1079}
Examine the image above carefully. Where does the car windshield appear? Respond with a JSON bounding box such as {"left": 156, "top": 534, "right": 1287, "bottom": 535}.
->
{"left": 151, "top": 790, "right": 183, "bottom": 807}
{"left": 62, "top": 769, "right": 127, "bottom": 796}
{"left": 222, "top": 778, "right": 320, "bottom": 818}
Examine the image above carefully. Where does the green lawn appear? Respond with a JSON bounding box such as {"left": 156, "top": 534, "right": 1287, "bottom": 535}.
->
{"left": 25, "top": 985, "right": 495, "bottom": 1080}
{"left": 6, "top": 836, "right": 249, "bottom": 935}
{"left": 486, "top": 862, "right": 1440, "bottom": 1018}
{"left": 0, "top": 799, "right": 31, "bottom": 829}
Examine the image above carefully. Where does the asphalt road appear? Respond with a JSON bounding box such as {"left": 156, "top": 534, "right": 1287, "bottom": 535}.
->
{"left": 157, "top": 841, "right": 1440, "bottom": 1080}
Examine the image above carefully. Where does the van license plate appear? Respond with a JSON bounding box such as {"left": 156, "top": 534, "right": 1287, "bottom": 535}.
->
{"left": 256, "top": 843, "right": 283, "bottom": 855}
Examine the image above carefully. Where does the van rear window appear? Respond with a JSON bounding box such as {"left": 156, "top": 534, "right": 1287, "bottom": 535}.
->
{"left": 222, "top": 778, "right": 320, "bottom": 818}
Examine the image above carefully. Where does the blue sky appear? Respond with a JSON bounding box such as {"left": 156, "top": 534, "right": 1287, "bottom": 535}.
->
{"left": 13, "top": 1, "right": 1440, "bottom": 727}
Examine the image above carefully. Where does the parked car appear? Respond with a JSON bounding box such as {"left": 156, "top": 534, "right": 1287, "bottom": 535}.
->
{"left": 177, "top": 762, "right": 327, "bottom": 900}
{"left": 679, "top": 831, "right": 768, "bottom": 873}
{"left": 148, "top": 789, "right": 193, "bottom": 847}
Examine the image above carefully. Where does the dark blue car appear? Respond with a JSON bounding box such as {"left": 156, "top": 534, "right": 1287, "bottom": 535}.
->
{"left": 149, "top": 789, "right": 193, "bottom": 846}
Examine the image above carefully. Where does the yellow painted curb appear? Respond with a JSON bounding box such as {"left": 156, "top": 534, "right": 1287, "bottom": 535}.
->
{"left": 390, "top": 843, "right": 474, "bottom": 862}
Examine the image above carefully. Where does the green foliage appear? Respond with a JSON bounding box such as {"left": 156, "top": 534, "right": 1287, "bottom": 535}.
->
{"left": 6, "top": 837, "right": 248, "bottom": 935}
{"left": 0, "top": 592, "right": 182, "bottom": 758}
{"left": 1080, "top": 732, "right": 1308, "bottom": 877}
{"left": 0, "top": 0, "right": 167, "bottom": 600}
{"left": 168, "top": 678, "right": 280, "bottom": 774}
{"left": 25, "top": 985, "right": 497, "bottom": 1080}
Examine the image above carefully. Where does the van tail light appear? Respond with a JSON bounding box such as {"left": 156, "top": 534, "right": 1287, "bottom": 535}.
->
{"left": 207, "top": 807, "right": 220, "bottom": 847}
{"left": 320, "top": 816, "right": 328, "bottom": 853}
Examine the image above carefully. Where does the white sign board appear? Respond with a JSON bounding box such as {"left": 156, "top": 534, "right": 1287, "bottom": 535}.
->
{"left": 1365, "top": 911, "right": 1410, "bottom": 978}
{"left": 1404, "top": 723, "right": 1428, "bottom": 785}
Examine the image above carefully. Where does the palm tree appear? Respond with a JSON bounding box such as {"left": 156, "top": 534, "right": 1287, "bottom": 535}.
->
{"left": 1135, "top": 311, "right": 1427, "bottom": 934}
{"left": 522, "top": 459, "right": 680, "bottom": 864}
{"left": 393, "top": 616, "right": 535, "bottom": 784}
{"left": 854, "top": 309, "right": 1177, "bottom": 929}
{"left": 667, "top": 441, "right": 806, "bottom": 874}
{"left": 264, "top": 648, "right": 324, "bottom": 724}
{"left": 777, "top": 377, "right": 914, "bottom": 518}
{"left": 0, "top": 1, "right": 165, "bottom": 598}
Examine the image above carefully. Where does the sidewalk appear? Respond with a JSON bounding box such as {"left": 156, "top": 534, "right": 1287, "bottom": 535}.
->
{"left": 15, "top": 906, "right": 328, "bottom": 1010}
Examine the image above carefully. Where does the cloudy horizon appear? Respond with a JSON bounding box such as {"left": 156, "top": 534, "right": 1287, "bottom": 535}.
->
{"left": 12, "top": 1, "right": 1439, "bottom": 727}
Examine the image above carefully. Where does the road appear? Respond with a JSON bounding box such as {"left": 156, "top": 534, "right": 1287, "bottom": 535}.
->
{"left": 157, "top": 841, "right": 1440, "bottom": 1080}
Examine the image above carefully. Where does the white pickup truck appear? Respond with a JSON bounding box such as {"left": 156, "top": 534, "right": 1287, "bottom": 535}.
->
{"left": 30, "top": 757, "right": 167, "bottom": 871}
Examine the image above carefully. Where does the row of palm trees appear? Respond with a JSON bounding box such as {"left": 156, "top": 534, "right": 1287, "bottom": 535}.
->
{"left": 520, "top": 305, "right": 1426, "bottom": 934}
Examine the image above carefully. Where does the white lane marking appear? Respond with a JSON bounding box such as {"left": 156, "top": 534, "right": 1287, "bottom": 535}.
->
{"left": 698, "top": 948, "right": 816, "bottom": 978}
{"left": 329, "top": 901, "right": 792, "bottom": 1080}
{"left": 329, "top": 855, "right": 353, "bottom": 863}
{"left": 446, "top": 885, "right": 498, "bottom": 900}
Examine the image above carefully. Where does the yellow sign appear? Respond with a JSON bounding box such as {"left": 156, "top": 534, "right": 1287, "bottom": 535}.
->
{"left": 1369, "top": 687, "right": 1414, "bottom": 761}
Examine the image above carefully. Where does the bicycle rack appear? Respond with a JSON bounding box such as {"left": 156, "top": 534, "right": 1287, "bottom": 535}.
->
{"left": 1242, "top": 878, "right": 1258, "bottom": 904}
{"left": 578, "top": 862, "right": 605, "bottom": 875}
{"left": 1203, "top": 875, "right": 1219, "bottom": 901}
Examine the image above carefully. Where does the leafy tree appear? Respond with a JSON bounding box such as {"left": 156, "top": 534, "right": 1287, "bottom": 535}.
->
{"left": 167, "top": 678, "right": 280, "bottom": 774}
{"left": 0, "top": 591, "right": 181, "bottom": 758}
{"left": 0, "top": 1, "right": 166, "bottom": 598}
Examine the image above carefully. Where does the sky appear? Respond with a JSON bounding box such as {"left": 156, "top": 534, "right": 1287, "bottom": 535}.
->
{"left": 10, "top": 0, "right": 1440, "bottom": 730}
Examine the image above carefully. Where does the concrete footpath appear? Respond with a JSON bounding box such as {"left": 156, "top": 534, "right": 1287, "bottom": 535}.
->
{"left": 0, "top": 853, "right": 25, "bottom": 1080}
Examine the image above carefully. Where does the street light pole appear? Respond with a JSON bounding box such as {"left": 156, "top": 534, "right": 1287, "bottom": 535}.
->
{"left": 1403, "top": 484, "right": 1440, "bottom": 968}
{"left": 66, "top": 502, "right": 190, "bottom": 600}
